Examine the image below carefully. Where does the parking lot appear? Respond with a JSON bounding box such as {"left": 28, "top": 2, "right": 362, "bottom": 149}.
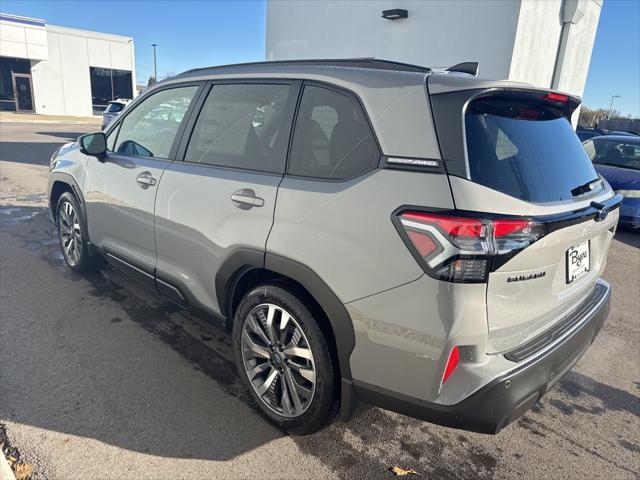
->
{"left": 0, "top": 121, "right": 638, "bottom": 479}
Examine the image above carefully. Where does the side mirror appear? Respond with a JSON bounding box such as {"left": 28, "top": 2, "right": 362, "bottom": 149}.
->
{"left": 78, "top": 132, "right": 107, "bottom": 158}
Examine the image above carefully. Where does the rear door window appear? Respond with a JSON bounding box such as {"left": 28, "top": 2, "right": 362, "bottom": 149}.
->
{"left": 288, "top": 85, "right": 379, "bottom": 180}
{"left": 465, "top": 96, "right": 600, "bottom": 202}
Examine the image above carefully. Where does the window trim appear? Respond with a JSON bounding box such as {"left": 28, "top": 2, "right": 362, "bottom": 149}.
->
{"left": 103, "top": 81, "right": 206, "bottom": 162}
{"left": 284, "top": 80, "right": 382, "bottom": 183}
{"left": 175, "top": 78, "right": 303, "bottom": 175}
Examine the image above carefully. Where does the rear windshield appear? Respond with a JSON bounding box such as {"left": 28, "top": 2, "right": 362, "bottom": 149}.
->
{"left": 465, "top": 97, "right": 600, "bottom": 202}
{"left": 106, "top": 102, "right": 125, "bottom": 113}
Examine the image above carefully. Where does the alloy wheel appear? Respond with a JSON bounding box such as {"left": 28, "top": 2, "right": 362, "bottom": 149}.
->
{"left": 58, "top": 201, "right": 82, "bottom": 266}
{"left": 241, "top": 303, "right": 317, "bottom": 418}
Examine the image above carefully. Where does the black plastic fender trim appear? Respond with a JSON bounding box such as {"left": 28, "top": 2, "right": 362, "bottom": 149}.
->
{"left": 215, "top": 249, "right": 356, "bottom": 381}
{"left": 264, "top": 252, "right": 355, "bottom": 381}
{"left": 48, "top": 172, "right": 86, "bottom": 222}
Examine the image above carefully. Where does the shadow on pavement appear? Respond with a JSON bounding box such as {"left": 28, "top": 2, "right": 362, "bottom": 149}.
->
{"left": 35, "top": 131, "right": 88, "bottom": 140}
{"left": 0, "top": 141, "right": 62, "bottom": 166}
{"left": 614, "top": 228, "right": 639, "bottom": 248}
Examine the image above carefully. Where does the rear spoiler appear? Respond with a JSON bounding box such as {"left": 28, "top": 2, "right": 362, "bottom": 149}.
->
{"left": 446, "top": 62, "right": 479, "bottom": 76}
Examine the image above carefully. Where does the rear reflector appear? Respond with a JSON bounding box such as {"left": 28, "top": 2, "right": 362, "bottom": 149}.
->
{"left": 442, "top": 346, "right": 459, "bottom": 383}
{"left": 406, "top": 230, "right": 438, "bottom": 257}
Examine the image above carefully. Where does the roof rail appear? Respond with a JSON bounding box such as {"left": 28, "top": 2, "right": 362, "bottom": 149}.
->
{"left": 446, "top": 62, "right": 479, "bottom": 76}
{"left": 178, "top": 58, "right": 432, "bottom": 76}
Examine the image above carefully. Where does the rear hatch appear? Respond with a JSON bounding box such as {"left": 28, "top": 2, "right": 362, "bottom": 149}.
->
{"left": 428, "top": 76, "right": 621, "bottom": 353}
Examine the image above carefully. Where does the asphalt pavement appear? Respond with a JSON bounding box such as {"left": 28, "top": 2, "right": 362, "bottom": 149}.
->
{"left": 0, "top": 122, "right": 639, "bottom": 479}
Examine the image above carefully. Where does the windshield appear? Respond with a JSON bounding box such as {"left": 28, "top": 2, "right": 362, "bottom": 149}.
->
{"left": 584, "top": 138, "right": 640, "bottom": 171}
{"left": 465, "top": 97, "right": 600, "bottom": 202}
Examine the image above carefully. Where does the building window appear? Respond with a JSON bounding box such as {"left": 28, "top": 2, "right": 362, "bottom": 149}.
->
{"left": 90, "top": 67, "right": 133, "bottom": 115}
{"left": 0, "top": 56, "right": 32, "bottom": 112}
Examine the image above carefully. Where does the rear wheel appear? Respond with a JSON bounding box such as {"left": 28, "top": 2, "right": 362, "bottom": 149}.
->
{"left": 56, "top": 192, "right": 103, "bottom": 273}
{"left": 232, "top": 284, "right": 339, "bottom": 434}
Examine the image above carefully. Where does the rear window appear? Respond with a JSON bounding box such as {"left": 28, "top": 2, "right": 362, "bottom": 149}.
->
{"left": 465, "top": 96, "right": 600, "bottom": 202}
{"left": 106, "top": 102, "right": 125, "bottom": 113}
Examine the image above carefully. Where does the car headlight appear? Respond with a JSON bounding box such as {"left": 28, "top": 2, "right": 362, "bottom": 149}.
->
{"left": 49, "top": 146, "right": 61, "bottom": 169}
{"left": 616, "top": 189, "right": 640, "bottom": 198}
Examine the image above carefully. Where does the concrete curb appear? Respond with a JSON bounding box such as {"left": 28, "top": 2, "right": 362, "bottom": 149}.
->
{"left": 0, "top": 451, "right": 15, "bottom": 480}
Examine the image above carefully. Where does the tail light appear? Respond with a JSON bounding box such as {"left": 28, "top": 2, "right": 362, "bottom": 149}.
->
{"left": 394, "top": 211, "right": 545, "bottom": 283}
{"left": 543, "top": 92, "right": 569, "bottom": 102}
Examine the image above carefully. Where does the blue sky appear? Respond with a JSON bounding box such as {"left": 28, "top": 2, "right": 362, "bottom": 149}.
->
{"left": 581, "top": 0, "right": 639, "bottom": 117}
{"left": 2, "top": 0, "right": 639, "bottom": 117}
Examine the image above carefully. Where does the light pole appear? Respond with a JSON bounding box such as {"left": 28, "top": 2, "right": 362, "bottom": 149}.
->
{"left": 151, "top": 43, "right": 158, "bottom": 81}
{"left": 608, "top": 94, "right": 621, "bottom": 119}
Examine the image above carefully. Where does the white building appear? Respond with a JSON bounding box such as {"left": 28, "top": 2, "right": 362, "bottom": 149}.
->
{"left": 0, "top": 13, "right": 136, "bottom": 116}
{"left": 266, "top": 0, "right": 602, "bottom": 102}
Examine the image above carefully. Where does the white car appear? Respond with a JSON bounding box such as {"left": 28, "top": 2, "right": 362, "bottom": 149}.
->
{"left": 101, "top": 99, "right": 130, "bottom": 130}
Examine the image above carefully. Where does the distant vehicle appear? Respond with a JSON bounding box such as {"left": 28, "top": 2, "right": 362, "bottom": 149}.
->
{"left": 605, "top": 130, "right": 637, "bottom": 136}
{"left": 576, "top": 127, "right": 638, "bottom": 142}
{"left": 584, "top": 135, "right": 640, "bottom": 229}
{"left": 101, "top": 99, "right": 130, "bottom": 130}
{"left": 576, "top": 127, "right": 605, "bottom": 142}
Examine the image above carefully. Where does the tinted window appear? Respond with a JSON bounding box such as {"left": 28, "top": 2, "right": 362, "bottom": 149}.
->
{"left": 90, "top": 67, "right": 133, "bottom": 115}
{"left": 587, "top": 139, "right": 640, "bottom": 171}
{"left": 185, "top": 84, "right": 292, "bottom": 173}
{"left": 288, "top": 86, "right": 378, "bottom": 179}
{"left": 465, "top": 98, "right": 600, "bottom": 202}
{"left": 0, "top": 57, "right": 31, "bottom": 112}
{"left": 114, "top": 86, "right": 198, "bottom": 159}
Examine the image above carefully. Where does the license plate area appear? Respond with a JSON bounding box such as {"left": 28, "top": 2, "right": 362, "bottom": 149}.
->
{"left": 566, "top": 241, "right": 590, "bottom": 283}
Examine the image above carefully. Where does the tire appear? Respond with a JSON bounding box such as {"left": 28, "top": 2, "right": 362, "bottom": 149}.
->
{"left": 232, "top": 284, "right": 339, "bottom": 435}
{"left": 56, "top": 192, "right": 103, "bottom": 273}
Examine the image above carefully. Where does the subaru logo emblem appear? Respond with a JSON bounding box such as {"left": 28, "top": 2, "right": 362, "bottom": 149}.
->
{"left": 591, "top": 201, "right": 610, "bottom": 222}
{"left": 595, "top": 206, "right": 609, "bottom": 222}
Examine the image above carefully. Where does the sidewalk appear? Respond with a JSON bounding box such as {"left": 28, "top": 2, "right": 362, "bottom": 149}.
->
{"left": 0, "top": 111, "right": 101, "bottom": 125}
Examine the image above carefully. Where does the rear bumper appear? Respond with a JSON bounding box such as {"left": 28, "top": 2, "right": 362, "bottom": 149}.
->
{"left": 350, "top": 279, "right": 610, "bottom": 434}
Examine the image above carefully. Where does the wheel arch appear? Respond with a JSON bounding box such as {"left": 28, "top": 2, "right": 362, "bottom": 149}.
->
{"left": 48, "top": 173, "right": 86, "bottom": 224}
{"left": 216, "top": 250, "right": 355, "bottom": 381}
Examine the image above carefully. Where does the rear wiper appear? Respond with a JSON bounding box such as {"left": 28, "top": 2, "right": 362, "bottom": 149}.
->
{"left": 571, "top": 178, "right": 602, "bottom": 197}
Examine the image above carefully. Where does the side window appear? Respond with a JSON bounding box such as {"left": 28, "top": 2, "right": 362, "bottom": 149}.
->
{"left": 114, "top": 86, "right": 198, "bottom": 159}
{"left": 288, "top": 85, "right": 379, "bottom": 180}
{"left": 106, "top": 123, "right": 120, "bottom": 152}
{"left": 184, "top": 83, "right": 292, "bottom": 173}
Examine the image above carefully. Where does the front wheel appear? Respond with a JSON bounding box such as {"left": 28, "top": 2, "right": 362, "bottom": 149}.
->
{"left": 232, "top": 284, "right": 339, "bottom": 435}
{"left": 56, "top": 192, "right": 103, "bottom": 273}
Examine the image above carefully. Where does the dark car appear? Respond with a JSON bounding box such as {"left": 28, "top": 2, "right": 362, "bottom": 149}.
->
{"left": 576, "top": 127, "right": 605, "bottom": 142}
{"left": 576, "top": 127, "right": 639, "bottom": 142}
{"left": 584, "top": 135, "right": 640, "bottom": 228}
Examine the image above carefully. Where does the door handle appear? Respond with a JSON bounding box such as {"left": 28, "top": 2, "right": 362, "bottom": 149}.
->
{"left": 231, "top": 188, "right": 265, "bottom": 209}
{"left": 136, "top": 171, "right": 157, "bottom": 189}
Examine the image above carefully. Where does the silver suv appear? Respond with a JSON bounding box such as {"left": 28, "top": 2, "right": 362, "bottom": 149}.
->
{"left": 48, "top": 59, "right": 620, "bottom": 435}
